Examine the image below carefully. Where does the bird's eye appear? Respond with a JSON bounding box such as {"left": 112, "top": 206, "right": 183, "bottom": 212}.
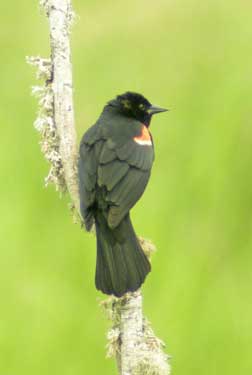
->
{"left": 139, "top": 104, "right": 145, "bottom": 110}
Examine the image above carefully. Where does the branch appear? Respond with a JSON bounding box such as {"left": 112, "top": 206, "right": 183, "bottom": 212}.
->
{"left": 27, "top": 1, "right": 171, "bottom": 374}
{"left": 45, "top": 0, "right": 80, "bottom": 214}
{"left": 27, "top": 0, "right": 80, "bottom": 217}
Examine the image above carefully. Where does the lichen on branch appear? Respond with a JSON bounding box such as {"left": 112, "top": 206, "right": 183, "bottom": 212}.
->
{"left": 26, "top": 56, "right": 66, "bottom": 193}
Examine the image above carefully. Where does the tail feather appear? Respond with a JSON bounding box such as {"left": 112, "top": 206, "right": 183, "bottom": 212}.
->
{"left": 95, "top": 213, "right": 151, "bottom": 297}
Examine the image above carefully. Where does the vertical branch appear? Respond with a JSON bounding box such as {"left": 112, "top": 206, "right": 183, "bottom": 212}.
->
{"left": 28, "top": 1, "right": 171, "bottom": 374}
{"left": 120, "top": 292, "right": 144, "bottom": 374}
{"left": 45, "top": 0, "right": 80, "bottom": 213}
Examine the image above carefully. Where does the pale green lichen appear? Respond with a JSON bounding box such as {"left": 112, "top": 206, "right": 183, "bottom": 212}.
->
{"left": 133, "top": 356, "right": 170, "bottom": 375}
{"left": 137, "top": 319, "right": 171, "bottom": 375}
{"left": 26, "top": 56, "right": 51, "bottom": 80}
{"left": 107, "top": 326, "right": 121, "bottom": 358}
{"left": 39, "top": 0, "right": 50, "bottom": 14}
{"left": 139, "top": 236, "right": 156, "bottom": 259}
{"left": 124, "top": 318, "right": 170, "bottom": 375}
{"left": 101, "top": 292, "right": 171, "bottom": 375}
{"left": 27, "top": 56, "right": 66, "bottom": 193}
{"left": 101, "top": 296, "right": 122, "bottom": 358}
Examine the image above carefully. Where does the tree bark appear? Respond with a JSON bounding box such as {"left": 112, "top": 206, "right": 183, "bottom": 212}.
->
{"left": 46, "top": 0, "right": 80, "bottom": 214}
{"left": 120, "top": 291, "right": 144, "bottom": 374}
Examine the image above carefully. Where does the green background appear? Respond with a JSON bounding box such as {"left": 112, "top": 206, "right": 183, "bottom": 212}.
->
{"left": 1, "top": 0, "right": 252, "bottom": 373}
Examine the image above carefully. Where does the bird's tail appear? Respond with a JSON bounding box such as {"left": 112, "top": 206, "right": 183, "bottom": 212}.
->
{"left": 95, "top": 212, "right": 151, "bottom": 297}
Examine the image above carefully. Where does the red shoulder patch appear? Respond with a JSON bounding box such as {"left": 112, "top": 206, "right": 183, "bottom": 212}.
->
{"left": 133, "top": 125, "right": 152, "bottom": 146}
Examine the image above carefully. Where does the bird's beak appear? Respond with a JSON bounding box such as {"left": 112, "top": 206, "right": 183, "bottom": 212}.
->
{"left": 147, "top": 105, "right": 168, "bottom": 115}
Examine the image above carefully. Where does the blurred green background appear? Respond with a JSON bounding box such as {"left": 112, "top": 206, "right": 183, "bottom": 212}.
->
{"left": 1, "top": 0, "right": 252, "bottom": 373}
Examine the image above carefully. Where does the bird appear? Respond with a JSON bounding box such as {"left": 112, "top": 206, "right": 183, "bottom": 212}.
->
{"left": 78, "top": 92, "right": 167, "bottom": 297}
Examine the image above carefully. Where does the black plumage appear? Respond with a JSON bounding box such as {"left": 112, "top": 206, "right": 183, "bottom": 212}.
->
{"left": 78, "top": 92, "right": 167, "bottom": 297}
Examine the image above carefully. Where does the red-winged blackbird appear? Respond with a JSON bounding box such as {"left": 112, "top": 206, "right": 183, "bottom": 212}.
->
{"left": 78, "top": 92, "right": 167, "bottom": 297}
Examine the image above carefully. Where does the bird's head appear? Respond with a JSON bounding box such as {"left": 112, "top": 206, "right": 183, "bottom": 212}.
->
{"left": 108, "top": 91, "right": 168, "bottom": 127}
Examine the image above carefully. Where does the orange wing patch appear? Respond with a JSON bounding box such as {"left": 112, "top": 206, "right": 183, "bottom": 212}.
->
{"left": 133, "top": 125, "right": 152, "bottom": 146}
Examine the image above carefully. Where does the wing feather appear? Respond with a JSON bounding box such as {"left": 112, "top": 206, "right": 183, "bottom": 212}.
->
{"left": 106, "top": 168, "right": 151, "bottom": 229}
{"left": 78, "top": 125, "right": 103, "bottom": 229}
{"left": 99, "top": 141, "right": 117, "bottom": 164}
{"left": 116, "top": 140, "right": 154, "bottom": 170}
{"left": 98, "top": 161, "right": 129, "bottom": 191}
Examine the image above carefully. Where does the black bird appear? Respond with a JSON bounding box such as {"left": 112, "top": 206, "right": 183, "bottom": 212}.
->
{"left": 78, "top": 92, "right": 167, "bottom": 297}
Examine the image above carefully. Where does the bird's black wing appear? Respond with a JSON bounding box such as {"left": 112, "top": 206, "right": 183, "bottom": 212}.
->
{"left": 78, "top": 125, "right": 103, "bottom": 230}
{"left": 97, "top": 138, "right": 154, "bottom": 228}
